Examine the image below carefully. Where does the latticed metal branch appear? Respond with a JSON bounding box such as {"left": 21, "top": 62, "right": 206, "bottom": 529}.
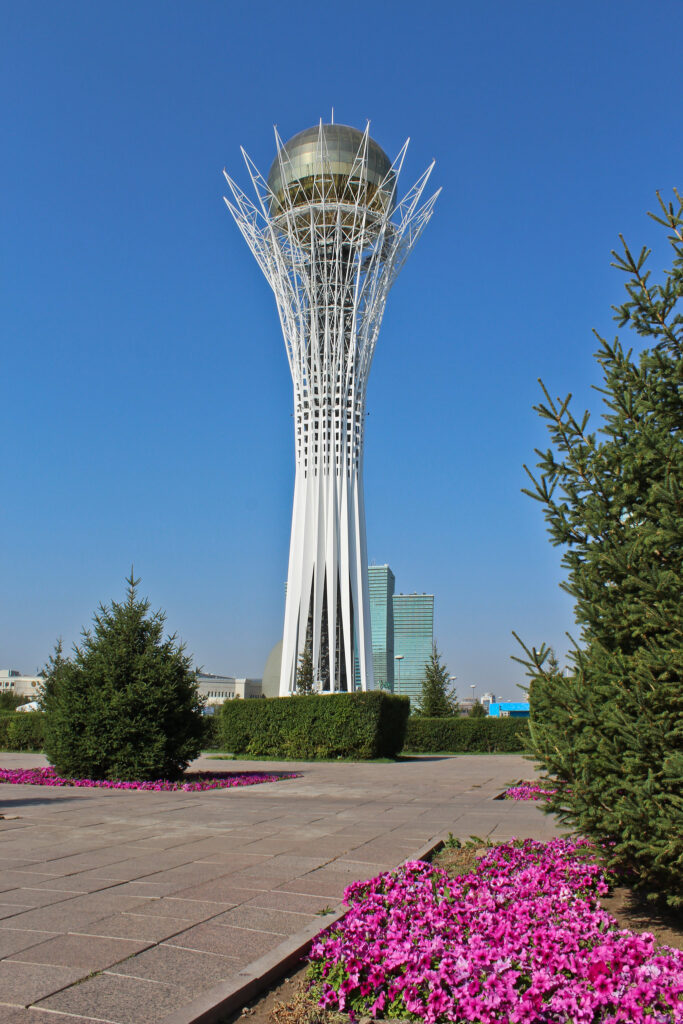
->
{"left": 223, "top": 122, "right": 439, "bottom": 695}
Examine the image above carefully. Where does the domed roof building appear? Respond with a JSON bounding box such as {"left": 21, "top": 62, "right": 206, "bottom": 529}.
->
{"left": 267, "top": 124, "right": 395, "bottom": 218}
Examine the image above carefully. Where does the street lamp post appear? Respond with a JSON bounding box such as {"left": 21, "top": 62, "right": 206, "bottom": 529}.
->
{"left": 470, "top": 684, "right": 476, "bottom": 708}
{"left": 395, "top": 655, "right": 404, "bottom": 694}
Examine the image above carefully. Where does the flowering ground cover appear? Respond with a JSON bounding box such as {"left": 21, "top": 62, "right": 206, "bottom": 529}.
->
{"left": 307, "top": 838, "right": 683, "bottom": 1023}
{"left": 0, "top": 766, "right": 300, "bottom": 791}
{"left": 504, "top": 782, "right": 557, "bottom": 800}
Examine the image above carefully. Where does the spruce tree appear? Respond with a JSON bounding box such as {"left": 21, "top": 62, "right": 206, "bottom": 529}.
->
{"left": 515, "top": 191, "right": 683, "bottom": 906}
{"left": 295, "top": 641, "right": 315, "bottom": 694}
{"left": 415, "top": 645, "right": 457, "bottom": 716}
{"left": 42, "top": 572, "right": 205, "bottom": 781}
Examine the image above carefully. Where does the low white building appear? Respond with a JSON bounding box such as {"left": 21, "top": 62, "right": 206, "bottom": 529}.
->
{"left": 0, "top": 669, "right": 44, "bottom": 699}
{"left": 196, "top": 673, "right": 262, "bottom": 706}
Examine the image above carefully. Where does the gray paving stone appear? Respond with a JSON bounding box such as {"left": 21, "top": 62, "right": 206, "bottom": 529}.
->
{"left": 6, "top": 933, "right": 151, "bottom": 970}
{"left": 73, "top": 912, "right": 198, "bottom": 942}
{"left": 124, "top": 898, "right": 225, "bottom": 922}
{"left": 35, "top": 972, "right": 183, "bottom": 1024}
{"left": 0, "top": 961, "right": 88, "bottom": 1007}
{"left": 0, "top": 929, "right": 58, "bottom": 959}
{"left": 165, "top": 921, "right": 282, "bottom": 961}
{"left": 210, "top": 904, "right": 315, "bottom": 935}
{"left": 107, "top": 944, "right": 240, "bottom": 993}
{"left": 0, "top": 888, "right": 75, "bottom": 909}
{"left": 0, "top": 904, "right": 34, "bottom": 921}
{"left": 164, "top": 878, "right": 253, "bottom": 904}
{"left": 28, "top": 1013, "right": 105, "bottom": 1024}
{"left": 0, "top": 872, "right": 59, "bottom": 893}
{"left": 0, "top": 1008, "right": 41, "bottom": 1024}
{"left": 244, "top": 890, "right": 339, "bottom": 915}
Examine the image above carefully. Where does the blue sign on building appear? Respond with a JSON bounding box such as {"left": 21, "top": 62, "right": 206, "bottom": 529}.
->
{"left": 488, "top": 701, "right": 530, "bottom": 718}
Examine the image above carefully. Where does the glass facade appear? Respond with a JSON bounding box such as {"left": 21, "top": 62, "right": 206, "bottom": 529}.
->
{"left": 368, "top": 565, "right": 395, "bottom": 690}
{"left": 392, "top": 593, "right": 434, "bottom": 703}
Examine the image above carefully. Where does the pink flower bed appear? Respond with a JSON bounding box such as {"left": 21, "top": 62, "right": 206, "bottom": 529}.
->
{"left": 504, "top": 782, "right": 557, "bottom": 800}
{"left": 308, "top": 838, "right": 682, "bottom": 1024}
{"left": 0, "top": 766, "right": 299, "bottom": 791}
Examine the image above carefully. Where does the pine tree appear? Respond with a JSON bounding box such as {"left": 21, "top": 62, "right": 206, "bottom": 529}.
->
{"left": 42, "top": 572, "right": 205, "bottom": 781}
{"left": 515, "top": 191, "right": 683, "bottom": 907}
{"left": 415, "top": 646, "right": 457, "bottom": 716}
{"left": 469, "top": 700, "right": 486, "bottom": 718}
{"left": 295, "top": 641, "right": 315, "bottom": 694}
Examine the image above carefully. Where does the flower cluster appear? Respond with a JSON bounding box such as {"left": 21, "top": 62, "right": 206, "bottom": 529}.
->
{"left": 0, "top": 766, "right": 299, "bottom": 791}
{"left": 504, "top": 782, "right": 557, "bottom": 800}
{"left": 308, "top": 838, "right": 682, "bottom": 1024}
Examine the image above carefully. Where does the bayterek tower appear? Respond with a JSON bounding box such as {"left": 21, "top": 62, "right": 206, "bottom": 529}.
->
{"left": 224, "top": 121, "right": 438, "bottom": 695}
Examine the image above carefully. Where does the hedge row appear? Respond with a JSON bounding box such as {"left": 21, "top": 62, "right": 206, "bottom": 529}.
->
{"left": 217, "top": 692, "right": 410, "bottom": 759}
{"left": 0, "top": 711, "right": 220, "bottom": 754}
{"left": 404, "top": 716, "right": 529, "bottom": 753}
{"left": 202, "top": 714, "right": 221, "bottom": 749}
{"left": 0, "top": 711, "right": 47, "bottom": 751}
{"left": 0, "top": 706, "right": 524, "bottom": 758}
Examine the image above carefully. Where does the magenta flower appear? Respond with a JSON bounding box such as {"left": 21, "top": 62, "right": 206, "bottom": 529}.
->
{"left": 0, "top": 766, "right": 300, "bottom": 791}
{"left": 307, "top": 838, "right": 683, "bottom": 1023}
{"left": 504, "top": 782, "right": 557, "bottom": 800}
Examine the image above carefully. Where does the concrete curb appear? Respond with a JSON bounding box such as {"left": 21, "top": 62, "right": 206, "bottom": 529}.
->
{"left": 160, "top": 834, "right": 446, "bottom": 1024}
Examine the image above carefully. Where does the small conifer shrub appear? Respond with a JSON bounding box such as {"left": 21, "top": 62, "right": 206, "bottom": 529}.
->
{"left": 295, "top": 641, "right": 315, "bottom": 694}
{"left": 414, "top": 645, "right": 457, "bottom": 717}
{"left": 42, "top": 573, "right": 205, "bottom": 781}
{"left": 516, "top": 192, "right": 683, "bottom": 906}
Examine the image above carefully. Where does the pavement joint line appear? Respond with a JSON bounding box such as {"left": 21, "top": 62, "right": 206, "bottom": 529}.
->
{"left": 157, "top": 833, "right": 446, "bottom": 1024}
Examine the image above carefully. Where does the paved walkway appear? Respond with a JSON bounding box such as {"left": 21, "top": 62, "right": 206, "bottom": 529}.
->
{"left": 0, "top": 753, "right": 561, "bottom": 1024}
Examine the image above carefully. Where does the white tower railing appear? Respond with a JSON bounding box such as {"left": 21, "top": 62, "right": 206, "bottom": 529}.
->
{"left": 224, "top": 122, "right": 438, "bottom": 695}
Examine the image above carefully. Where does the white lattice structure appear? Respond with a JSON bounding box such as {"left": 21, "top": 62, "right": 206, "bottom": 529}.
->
{"left": 223, "top": 122, "right": 438, "bottom": 695}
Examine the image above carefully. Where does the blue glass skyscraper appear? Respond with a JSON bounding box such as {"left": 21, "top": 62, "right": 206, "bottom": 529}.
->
{"left": 392, "top": 593, "right": 434, "bottom": 702}
{"left": 368, "top": 565, "right": 395, "bottom": 690}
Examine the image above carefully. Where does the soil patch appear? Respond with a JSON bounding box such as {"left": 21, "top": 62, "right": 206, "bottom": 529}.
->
{"left": 600, "top": 886, "right": 682, "bottom": 951}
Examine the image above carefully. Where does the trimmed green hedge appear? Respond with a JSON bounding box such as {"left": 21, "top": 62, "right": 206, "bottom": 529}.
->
{"left": 217, "top": 692, "right": 410, "bottom": 759}
{"left": 202, "top": 714, "right": 221, "bottom": 750}
{"left": 0, "top": 711, "right": 47, "bottom": 752}
{"left": 404, "top": 716, "right": 529, "bottom": 753}
{"left": 0, "top": 711, "right": 221, "bottom": 756}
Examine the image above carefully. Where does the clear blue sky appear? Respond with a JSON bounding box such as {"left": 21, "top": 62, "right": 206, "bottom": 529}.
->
{"left": 2, "top": 1, "right": 681, "bottom": 699}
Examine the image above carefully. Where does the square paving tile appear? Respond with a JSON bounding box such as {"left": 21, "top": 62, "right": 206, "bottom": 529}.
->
{"left": 0, "top": 961, "right": 88, "bottom": 1007}
{"left": 211, "top": 904, "right": 313, "bottom": 935}
{"left": 0, "top": 904, "right": 35, "bottom": 921}
{"left": 108, "top": 943, "right": 240, "bottom": 994}
{"left": 0, "top": 888, "right": 74, "bottom": 909}
{"left": 168, "top": 878, "right": 255, "bottom": 903}
{"left": 30, "top": 1013, "right": 106, "bottom": 1024}
{"left": 125, "top": 898, "right": 223, "bottom": 923}
{"left": 6, "top": 933, "right": 151, "bottom": 971}
{"left": 0, "top": 1008, "right": 43, "bottom": 1024}
{"left": 245, "top": 890, "right": 340, "bottom": 915}
{"left": 32, "top": 872, "right": 122, "bottom": 894}
{"left": 0, "top": 872, "right": 59, "bottom": 893}
{"left": 0, "top": 929, "right": 58, "bottom": 959}
{"left": 165, "top": 921, "right": 282, "bottom": 961}
{"left": 275, "top": 875, "right": 347, "bottom": 898}
{"left": 73, "top": 912, "right": 197, "bottom": 943}
{"left": 0, "top": 892, "right": 145, "bottom": 933}
{"left": 35, "top": 972, "right": 183, "bottom": 1024}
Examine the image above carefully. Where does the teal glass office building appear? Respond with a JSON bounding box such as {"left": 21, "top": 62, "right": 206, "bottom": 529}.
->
{"left": 392, "top": 593, "right": 434, "bottom": 702}
{"left": 357, "top": 567, "right": 434, "bottom": 702}
{"left": 368, "top": 565, "right": 396, "bottom": 690}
